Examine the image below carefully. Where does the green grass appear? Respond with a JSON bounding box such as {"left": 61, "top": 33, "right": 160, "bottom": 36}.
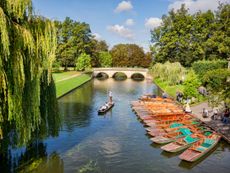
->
{"left": 53, "top": 71, "right": 80, "bottom": 82}
{"left": 154, "top": 78, "right": 207, "bottom": 104}
{"left": 154, "top": 78, "right": 184, "bottom": 98}
{"left": 55, "top": 74, "right": 91, "bottom": 98}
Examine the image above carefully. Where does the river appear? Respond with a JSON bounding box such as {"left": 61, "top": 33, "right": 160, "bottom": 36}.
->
{"left": 1, "top": 78, "right": 230, "bottom": 173}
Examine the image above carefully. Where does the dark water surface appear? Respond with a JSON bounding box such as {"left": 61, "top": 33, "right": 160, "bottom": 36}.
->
{"left": 1, "top": 79, "right": 230, "bottom": 173}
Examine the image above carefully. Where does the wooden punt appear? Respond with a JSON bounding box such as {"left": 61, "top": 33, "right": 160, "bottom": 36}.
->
{"left": 98, "top": 102, "right": 114, "bottom": 114}
{"left": 179, "top": 133, "right": 221, "bottom": 162}
{"left": 161, "top": 130, "right": 213, "bottom": 153}
{"left": 150, "top": 128, "right": 193, "bottom": 144}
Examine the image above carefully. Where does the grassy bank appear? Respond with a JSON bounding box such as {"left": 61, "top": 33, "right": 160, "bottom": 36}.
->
{"left": 54, "top": 73, "right": 91, "bottom": 98}
{"left": 154, "top": 78, "right": 184, "bottom": 98}
{"left": 154, "top": 78, "right": 207, "bottom": 104}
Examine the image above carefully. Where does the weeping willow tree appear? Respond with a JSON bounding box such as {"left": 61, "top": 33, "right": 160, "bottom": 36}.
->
{"left": 0, "top": 0, "right": 58, "bottom": 145}
{"left": 150, "top": 61, "right": 186, "bottom": 85}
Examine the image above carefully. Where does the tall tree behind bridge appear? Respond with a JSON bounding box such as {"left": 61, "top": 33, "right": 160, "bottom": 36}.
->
{"left": 110, "top": 44, "right": 152, "bottom": 67}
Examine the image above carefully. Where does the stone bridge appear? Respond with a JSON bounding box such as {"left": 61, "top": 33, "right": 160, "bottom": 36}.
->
{"left": 93, "top": 68, "right": 148, "bottom": 78}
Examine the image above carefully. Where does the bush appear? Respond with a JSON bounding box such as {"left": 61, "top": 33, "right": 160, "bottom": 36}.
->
{"left": 183, "top": 70, "right": 201, "bottom": 99}
{"left": 98, "top": 51, "right": 112, "bottom": 67}
{"left": 76, "top": 53, "right": 92, "bottom": 71}
{"left": 192, "top": 60, "right": 228, "bottom": 81}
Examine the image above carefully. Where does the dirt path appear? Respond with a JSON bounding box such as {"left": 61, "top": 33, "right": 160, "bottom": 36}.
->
{"left": 56, "top": 73, "right": 81, "bottom": 83}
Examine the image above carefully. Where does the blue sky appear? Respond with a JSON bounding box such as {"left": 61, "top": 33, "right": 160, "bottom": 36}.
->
{"left": 33, "top": 0, "right": 229, "bottom": 51}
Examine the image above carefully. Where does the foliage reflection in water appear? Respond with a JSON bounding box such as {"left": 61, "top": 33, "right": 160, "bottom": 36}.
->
{"left": 1, "top": 79, "right": 230, "bottom": 173}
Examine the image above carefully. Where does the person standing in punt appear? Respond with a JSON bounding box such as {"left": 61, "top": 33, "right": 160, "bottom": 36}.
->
{"left": 109, "top": 91, "right": 113, "bottom": 104}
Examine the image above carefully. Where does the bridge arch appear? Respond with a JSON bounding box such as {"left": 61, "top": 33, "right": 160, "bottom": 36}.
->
{"left": 112, "top": 72, "right": 128, "bottom": 80}
{"left": 131, "top": 73, "right": 145, "bottom": 80}
{"left": 95, "top": 72, "right": 109, "bottom": 79}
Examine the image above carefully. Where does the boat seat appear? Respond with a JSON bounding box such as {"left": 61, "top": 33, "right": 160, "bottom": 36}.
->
{"left": 170, "top": 123, "right": 183, "bottom": 128}
{"left": 196, "top": 146, "right": 207, "bottom": 152}
{"left": 183, "top": 135, "right": 199, "bottom": 144}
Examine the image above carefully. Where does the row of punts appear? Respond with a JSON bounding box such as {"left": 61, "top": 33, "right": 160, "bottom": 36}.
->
{"left": 131, "top": 96, "right": 221, "bottom": 162}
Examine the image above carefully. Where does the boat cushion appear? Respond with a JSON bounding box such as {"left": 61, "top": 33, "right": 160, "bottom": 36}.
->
{"left": 180, "top": 128, "right": 192, "bottom": 135}
{"left": 170, "top": 123, "right": 183, "bottom": 128}
{"left": 184, "top": 135, "right": 199, "bottom": 144}
{"left": 201, "top": 139, "right": 215, "bottom": 148}
{"left": 191, "top": 121, "right": 199, "bottom": 125}
{"left": 204, "top": 131, "right": 212, "bottom": 136}
{"left": 196, "top": 146, "right": 206, "bottom": 152}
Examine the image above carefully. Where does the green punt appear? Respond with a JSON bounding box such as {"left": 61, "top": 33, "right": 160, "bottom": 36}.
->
{"left": 179, "top": 134, "right": 221, "bottom": 162}
{"left": 161, "top": 131, "right": 212, "bottom": 153}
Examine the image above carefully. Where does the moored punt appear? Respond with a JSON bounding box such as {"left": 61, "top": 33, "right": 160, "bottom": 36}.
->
{"left": 179, "top": 133, "right": 221, "bottom": 162}
{"left": 161, "top": 130, "right": 213, "bottom": 153}
{"left": 150, "top": 128, "right": 193, "bottom": 144}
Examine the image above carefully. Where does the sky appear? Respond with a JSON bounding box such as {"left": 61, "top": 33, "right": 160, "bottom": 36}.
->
{"left": 33, "top": 0, "right": 230, "bottom": 52}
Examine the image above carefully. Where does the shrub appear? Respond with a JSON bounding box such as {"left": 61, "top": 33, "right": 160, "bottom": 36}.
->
{"left": 98, "top": 51, "right": 112, "bottom": 67}
{"left": 76, "top": 53, "right": 92, "bottom": 71}
{"left": 192, "top": 60, "right": 228, "bottom": 81}
{"left": 183, "top": 70, "right": 201, "bottom": 99}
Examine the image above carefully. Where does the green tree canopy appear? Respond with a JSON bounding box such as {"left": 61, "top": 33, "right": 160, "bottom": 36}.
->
{"left": 151, "top": 3, "right": 230, "bottom": 66}
{"left": 55, "top": 17, "right": 94, "bottom": 70}
{"left": 110, "top": 44, "right": 151, "bottom": 67}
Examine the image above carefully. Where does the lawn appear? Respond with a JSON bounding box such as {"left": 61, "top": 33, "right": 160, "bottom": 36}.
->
{"left": 154, "top": 78, "right": 184, "bottom": 98}
{"left": 55, "top": 74, "right": 91, "bottom": 98}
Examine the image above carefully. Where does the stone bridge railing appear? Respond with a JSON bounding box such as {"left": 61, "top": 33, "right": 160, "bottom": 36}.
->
{"left": 93, "top": 68, "right": 148, "bottom": 78}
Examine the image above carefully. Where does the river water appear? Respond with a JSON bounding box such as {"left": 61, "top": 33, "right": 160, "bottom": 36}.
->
{"left": 1, "top": 78, "right": 230, "bottom": 173}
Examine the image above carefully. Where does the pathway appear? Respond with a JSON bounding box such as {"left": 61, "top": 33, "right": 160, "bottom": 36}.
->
{"left": 191, "top": 101, "right": 230, "bottom": 143}
{"left": 56, "top": 73, "right": 81, "bottom": 83}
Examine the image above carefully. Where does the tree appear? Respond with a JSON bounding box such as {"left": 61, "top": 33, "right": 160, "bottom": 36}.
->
{"left": 56, "top": 18, "right": 94, "bottom": 70}
{"left": 150, "top": 61, "right": 186, "bottom": 85}
{"left": 98, "top": 51, "right": 112, "bottom": 67}
{"left": 110, "top": 44, "right": 150, "bottom": 67}
{"left": 91, "top": 39, "right": 109, "bottom": 67}
{"left": 0, "top": 0, "right": 59, "bottom": 144}
{"left": 150, "top": 3, "right": 230, "bottom": 66}
{"left": 203, "top": 69, "right": 230, "bottom": 106}
{"left": 76, "top": 53, "right": 92, "bottom": 71}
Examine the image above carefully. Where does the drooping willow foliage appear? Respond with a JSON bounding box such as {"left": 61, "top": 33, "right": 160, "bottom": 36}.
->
{"left": 0, "top": 0, "right": 58, "bottom": 145}
{"left": 150, "top": 61, "right": 186, "bottom": 85}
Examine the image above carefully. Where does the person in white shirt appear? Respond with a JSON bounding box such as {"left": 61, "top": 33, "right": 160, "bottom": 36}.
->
{"left": 109, "top": 91, "right": 113, "bottom": 103}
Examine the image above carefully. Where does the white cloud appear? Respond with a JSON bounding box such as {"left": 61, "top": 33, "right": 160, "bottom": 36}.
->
{"left": 125, "top": 19, "right": 135, "bottom": 26}
{"left": 145, "top": 17, "right": 162, "bottom": 29}
{"left": 168, "top": 0, "right": 230, "bottom": 14}
{"left": 107, "top": 24, "right": 134, "bottom": 39}
{"left": 114, "top": 1, "right": 133, "bottom": 13}
{"left": 93, "top": 33, "right": 102, "bottom": 40}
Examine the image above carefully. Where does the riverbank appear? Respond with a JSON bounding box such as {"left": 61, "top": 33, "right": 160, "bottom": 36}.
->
{"left": 54, "top": 72, "right": 92, "bottom": 98}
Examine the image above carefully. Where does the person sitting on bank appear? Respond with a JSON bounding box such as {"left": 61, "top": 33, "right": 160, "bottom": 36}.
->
{"left": 222, "top": 109, "right": 230, "bottom": 124}
{"left": 162, "top": 92, "right": 167, "bottom": 99}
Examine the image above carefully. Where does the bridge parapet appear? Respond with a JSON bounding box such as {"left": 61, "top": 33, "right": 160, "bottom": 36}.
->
{"left": 93, "top": 67, "right": 148, "bottom": 78}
